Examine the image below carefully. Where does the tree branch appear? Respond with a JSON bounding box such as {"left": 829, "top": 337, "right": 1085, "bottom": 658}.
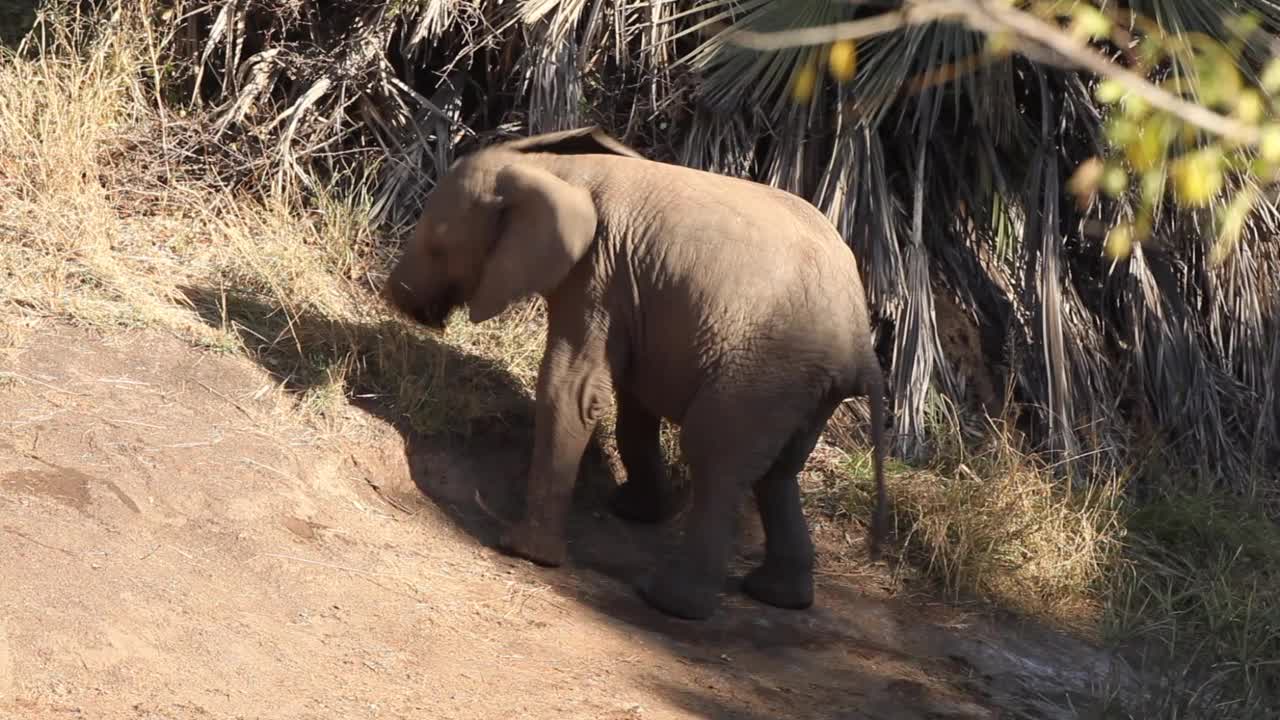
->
{"left": 718, "top": 1, "right": 968, "bottom": 49}
{"left": 974, "top": 0, "right": 1260, "bottom": 145}
{"left": 720, "top": 0, "right": 1262, "bottom": 145}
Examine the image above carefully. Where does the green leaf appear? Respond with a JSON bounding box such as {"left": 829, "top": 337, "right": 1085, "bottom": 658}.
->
{"left": 1105, "top": 116, "right": 1139, "bottom": 148}
{"left": 1140, "top": 168, "right": 1166, "bottom": 214}
{"left": 1191, "top": 47, "right": 1242, "bottom": 110}
{"left": 1125, "top": 116, "right": 1173, "bottom": 172}
{"left": 1121, "top": 92, "right": 1151, "bottom": 119}
{"left": 1210, "top": 186, "right": 1259, "bottom": 266}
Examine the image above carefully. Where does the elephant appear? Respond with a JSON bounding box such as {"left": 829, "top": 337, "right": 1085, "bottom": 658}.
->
{"left": 384, "top": 126, "right": 887, "bottom": 621}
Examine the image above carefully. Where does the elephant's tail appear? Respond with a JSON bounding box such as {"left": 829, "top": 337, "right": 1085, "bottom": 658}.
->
{"left": 866, "top": 371, "right": 889, "bottom": 561}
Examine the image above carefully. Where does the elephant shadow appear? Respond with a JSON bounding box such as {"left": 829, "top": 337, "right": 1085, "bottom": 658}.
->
{"left": 176, "top": 284, "right": 943, "bottom": 719}
{"left": 176, "top": 285, "right": 699, "bottom": 604}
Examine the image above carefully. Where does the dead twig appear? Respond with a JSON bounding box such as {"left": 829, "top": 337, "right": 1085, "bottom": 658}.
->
{"left": 193, "top": 378, "right": 257, "bottom": 420}
{"left": 2, "top": 526, "right": 80, "bottom": 557}
{"left": 0, "top": 372, "right": 89, "bottom": 397}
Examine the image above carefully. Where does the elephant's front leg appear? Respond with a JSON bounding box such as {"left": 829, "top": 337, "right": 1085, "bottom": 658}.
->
{"left": 498, "top": 343, "right": 606, "bottom": 568}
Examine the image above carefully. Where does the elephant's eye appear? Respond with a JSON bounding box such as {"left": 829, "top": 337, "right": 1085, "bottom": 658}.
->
{"left": 425, "top": 247, "right": 445, "bottom": 262}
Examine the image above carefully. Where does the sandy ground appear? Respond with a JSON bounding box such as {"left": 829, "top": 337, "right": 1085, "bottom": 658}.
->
{"left": 0, "top": 322, "right": 1131, "bottom": 719}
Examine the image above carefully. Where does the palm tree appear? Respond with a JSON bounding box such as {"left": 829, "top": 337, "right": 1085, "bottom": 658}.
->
{"left": 680, "top": 1, "right": 1280, "bottom": 486}
{"left": 156, "top": 0, "right": 1278, "bottom": 487}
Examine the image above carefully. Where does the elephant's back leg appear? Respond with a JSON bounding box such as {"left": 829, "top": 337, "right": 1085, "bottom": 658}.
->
{"left": 609, "top": 388, "right": 669, "bottom": 523}
{"left": 638, "top": 381, "right": 829, "bottom": 619}
{"left": 741, "top": 395, "right": 842, "bottom": 609}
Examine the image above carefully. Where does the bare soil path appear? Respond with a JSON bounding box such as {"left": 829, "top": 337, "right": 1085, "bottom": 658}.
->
{"left": 0, "top": 323, "right": 1129, "bottom": 719}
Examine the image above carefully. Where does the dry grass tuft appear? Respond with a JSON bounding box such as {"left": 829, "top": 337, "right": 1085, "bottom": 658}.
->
{"left": 814, "top": 411, "right": 1123, "bottom": 631}
{"left": 907, "top": 427, "right": 1120, "bottom": 623}
{"left": 817, "top": 401, "right": 1280, "bottom": 714}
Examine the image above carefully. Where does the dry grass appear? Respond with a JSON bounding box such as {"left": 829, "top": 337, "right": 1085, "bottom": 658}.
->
{"left": 817, "top": 402, "right": 1280, "bottom": 716}
{"left": 1, "top": 5, "right": 1278, "bottom": 718}
{"left": 812, "top": 410, "right": 1124, "bottom": 632}
{"left": 0, "top": 5, "right": 548, "bottom": 438}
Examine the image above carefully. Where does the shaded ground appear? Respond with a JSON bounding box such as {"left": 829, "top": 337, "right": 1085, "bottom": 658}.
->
{"left": 0, "top": 0, "right": 38, "bottom": 47}
{"left": 0, "top": 322, "right": 1132, "bottom": 719}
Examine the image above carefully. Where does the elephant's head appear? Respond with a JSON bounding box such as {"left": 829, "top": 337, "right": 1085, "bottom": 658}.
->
{"left": 383, "top": 126, "right": 643, "bottom": 331}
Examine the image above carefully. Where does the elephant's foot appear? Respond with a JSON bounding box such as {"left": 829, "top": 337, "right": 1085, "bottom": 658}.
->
{"left": 742, "top": 561, "right": 814, "bottom": 610}
{"left": 497, "top": 519, "right": 566, "bottom": 567}
{"left": 638, "top": 564, "right": 721, "bottom": 620}
{"left": 609, "top": 478, "right": 663, "bottom": 524}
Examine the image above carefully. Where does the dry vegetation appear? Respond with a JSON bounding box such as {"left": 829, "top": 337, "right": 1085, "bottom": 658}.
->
{"left": 0, "top": 2, "right": 1277, "bottom": 717}
{"left": 0, "top": 5, "right": 546, "bottom": 437}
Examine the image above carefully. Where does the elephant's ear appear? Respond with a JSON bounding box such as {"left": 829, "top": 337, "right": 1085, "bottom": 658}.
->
{"left": 501, "top": 126, "right": 644, "bottom": 160}
{"left": 466, "top": 164, "right": 599, "bottom": 323}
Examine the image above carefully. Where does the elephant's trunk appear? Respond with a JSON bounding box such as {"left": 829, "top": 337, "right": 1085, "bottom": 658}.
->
{"left": 383, "top": 257, "right": 455, "bottom": 333}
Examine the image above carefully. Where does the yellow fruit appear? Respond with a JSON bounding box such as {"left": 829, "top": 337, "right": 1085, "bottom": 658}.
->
{"left": 1234, "top": 90, "right": 1265, "bottom": 125}
{"left": 1171, "top": 150, "right": 1224, "bottom": 207}
{"left": 986, "top": 31, "right": 1015, "bottom": 57}
{"left": 1067, "top": 157, "right": 1103, "bottom": 202}
{"left": 827, "top": 40, "right": 857, "bottom": 82}
{"left": 1124, "top": 129, "right": 1165, "bottom": 172}
{"left": 1120, "top": 92, "right": 1150, "bottom": 119}
{"left": 791, "top": 63, "right": 817, "bottom": 103}
{"left": 1263, "top": 57, "right": 1280, "bottom": 94}
{"left": 1260, "top": 124, "right": 1280, "bottom": 164}
{"left": 1105, "top": 225, "right": 1134, "bottom": 260}
{"left": 1070, "top": 6, "right": 1113, "bottom": 42}
{"left": 1095, "top": 79, "right": 1125, "bottom": 105}
{"left": 1102, "top": 164, "right": 1129, "bottom": 197}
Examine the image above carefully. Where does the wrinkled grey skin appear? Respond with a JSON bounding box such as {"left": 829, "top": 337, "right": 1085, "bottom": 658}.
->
{"left": 384, "top": 127, "right": 887, "bottom": 620}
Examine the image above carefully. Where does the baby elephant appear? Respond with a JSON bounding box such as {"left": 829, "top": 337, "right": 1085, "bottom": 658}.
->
{"left": 385, "top": 126, "right": 887, "bottom": 620}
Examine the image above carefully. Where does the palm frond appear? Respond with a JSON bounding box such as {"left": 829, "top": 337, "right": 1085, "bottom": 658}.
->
{"left": 677, "top": 0, "right": 842, "bottom": 115}
{"left": 758, "top": 103, "right": 824, "bottom": 195}
{"left": 813, "top": 97, "right": 905, "bottom": 318}
{"left": 133, "top": 0, "right": 1280, "bottom": 486}
{"left": 678, "top": 106, "right": 757, "bottom": 177}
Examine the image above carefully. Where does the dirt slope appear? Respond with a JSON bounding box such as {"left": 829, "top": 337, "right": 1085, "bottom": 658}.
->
{"left": 0, "top": 323, "right": 1130, "bottom": 719}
